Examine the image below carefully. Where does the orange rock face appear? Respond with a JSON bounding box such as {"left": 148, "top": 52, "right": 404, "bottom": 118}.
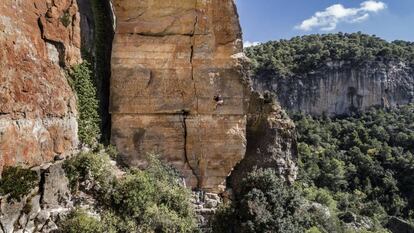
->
{"left": 0, "top": 0, "right": 80, "bottom": 171}
{"left": 110, "top": 0, "right": 249, "bottom": 192}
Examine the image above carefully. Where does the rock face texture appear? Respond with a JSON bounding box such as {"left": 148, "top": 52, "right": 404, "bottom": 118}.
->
{"left": 229, "top": 92, "right": 298, "bottom": 194}
{"left": 253, "top": 61, "right": 414, "bottom": 116}
{"left": 110, "top": 0, "right": 250, "bottom": 192}
{"left": 0, "top": 162, "right": 73, "bottom": 233}
{"left": 0, "top": 0, "right": 80, "bottom": 171}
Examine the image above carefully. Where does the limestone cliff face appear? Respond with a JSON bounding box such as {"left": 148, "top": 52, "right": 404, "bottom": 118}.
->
{"left": 229, "top": 92, "right": 298, "bottom": 194}
{"left": 110, "top": 0, "right": 250, "bottom": 192}
{"left": 253, "top": 61, "right": 414, "bottom": 116}
{"left": 0, "top": 0, "right": 80, "bottom": 171}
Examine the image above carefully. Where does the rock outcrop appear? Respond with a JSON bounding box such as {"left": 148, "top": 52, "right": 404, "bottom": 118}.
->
{"left": 0, "top": 162, "right": 73, "bottom": 233}
{"left": 387, "top": 217, "right": 414, "bottom": 233}
{"left": 0, "top": 0, "right": 80, "bottom": 171}
{"left": 110, "top": 0, "right": 250, "bottom": 192}
{"left": 253, "top": 61, "right": 414, "bottom": 116}
{"left": 229, "top": 92, "right": 298, "bottom": 194}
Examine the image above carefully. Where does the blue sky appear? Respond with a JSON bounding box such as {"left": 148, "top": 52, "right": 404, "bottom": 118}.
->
{"left": 235, "top": 0, "right": 414, "bottom": 45}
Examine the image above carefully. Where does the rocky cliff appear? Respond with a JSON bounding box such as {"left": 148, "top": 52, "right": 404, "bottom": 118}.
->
{"left": 0, "top": 162, "right": 73, "bottom": 233}
{"left": 110, "top": 0, "right": 250, "bottom": 192}
{"left": 1, "top": 0, "right": 297, "bottom": 198}
{"left": 0, "top": 1, "right": 300, "bottom": 231}
{"left": 0, "top": 0, "right": 81, "bottom": 171}
{"left": 229, "top": 92, "right": 298, "bottom": 194}
{"left": 253, "top": 61, "right": 414, "bottom": 116}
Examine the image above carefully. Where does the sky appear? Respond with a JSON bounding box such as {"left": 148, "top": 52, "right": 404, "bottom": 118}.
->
{"left": 235, "top": 0, "right": 414, "bottom": 46}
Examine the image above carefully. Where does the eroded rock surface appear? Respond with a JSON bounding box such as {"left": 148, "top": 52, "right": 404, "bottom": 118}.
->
{"left": 229, "top": 92, "right": 298, "bottom": 194}
{"left": 0, "top": 162, "right": 72, "bottom": 233}
{"left": 110, "top": 0, "right": 249, "bottom": 192}
{"left": 0, "top": 0, "right": 80, "bottom": 171}
{"left": 253, "top": 61, "right": 414, "bottom": 116}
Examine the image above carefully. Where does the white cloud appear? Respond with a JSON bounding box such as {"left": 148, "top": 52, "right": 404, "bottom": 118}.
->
{"left": 244, "top": 41, "right": 261, "bottom": 48}
{"left": 295, "top": 1, "right": 387, "bottom": 31}
{"left": 361, "top": 1, "right": 387, "bottom": 12}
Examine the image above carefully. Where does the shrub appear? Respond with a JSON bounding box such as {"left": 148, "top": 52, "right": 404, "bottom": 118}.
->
{"left": 100, "top": 210, "right": 138, "bottom": 233}
{"left": 59, "top": 209, "right": 102, "bottom": 233}
{"left": 211, "top": 203, "right": 237, "bottom": 233}
{"left": 90, "top": 0, "right": 114, "bottom": 144}
{"left": 0, "top": 166, "right": 38, "bottom": 201}
{"left": 63, "top": 151, "right": 115, "bottom": 203}
{"left": 60, "top": 11, "right": 71, "bottom": 27}
{"left": 306, "top": 226, "right": 322, "bottom": 233}
{"left": 63, "top": 152, "right": 196, "bottom": 232}
{"left": 68, "top": 62, "right": 100, "bottom": 146}
{"left": 212, "top": 168, "right": 310, "bottom": 233}
{"left": 112, "top": 156, "right": 196, "bottom": 232}
{"left": 304, "top": 187, "right": 337, "bottom": 211}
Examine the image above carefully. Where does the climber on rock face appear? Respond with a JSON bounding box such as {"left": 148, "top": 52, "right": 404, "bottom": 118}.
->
{"left": 214, "top": 94, "right": 224, "bottom": 109}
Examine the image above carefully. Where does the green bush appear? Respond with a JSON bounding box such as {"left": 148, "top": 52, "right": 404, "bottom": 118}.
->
{"left": 211, "top": 203, "right": 237, "bottom": 233}
{"left": 212, "top": 168, "right": 309, "bottom": 233}
{"left": 112, "top": 156, "right": 196, "bottom": 232}
{"left": 306, "top": 226, "right": 322, "bottom": 233}
{"left": 63, "top": 151, "right": 114, "bottom": 197}
{"left": 59, "top": 209, "right": 102, "bottom": 233}
{"left": 60, "top": 11, "right": 71, "bottom": 27}
{"left": 63, "top": 152, "right": 196, "bottom": 233}
{"left": 68, "top": 62, "right": 101, "bottom": 146}
{"left": 304, "top": 187, "right": 337, "bottom": 211}
{"left": 0, "top": 166, "right": 38, "bottom": 201}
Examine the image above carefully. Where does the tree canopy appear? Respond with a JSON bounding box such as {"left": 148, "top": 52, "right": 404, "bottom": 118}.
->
{"left": 245, "top": 32, "right": 414, "bottom": 77}
{"left": 294, "top": 105, "right": 414, "bottom": 232}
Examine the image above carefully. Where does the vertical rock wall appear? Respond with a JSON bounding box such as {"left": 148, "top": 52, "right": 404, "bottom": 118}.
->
{"left": 254, "top": 61, "right": 414, "bottom": 116}
{"left": 230, "top": 92, "right": 298, "bottom": 194}
{"left": 110, "top": 0, "right": 249, "bottom": 192}
{"left": 0, "top": 0, "right": 80, "bottom": 171}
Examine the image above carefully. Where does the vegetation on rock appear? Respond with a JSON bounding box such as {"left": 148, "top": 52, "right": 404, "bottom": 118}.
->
{"left": 245, "top": 32, "right": 414, "bottom": 77}
{"left": 59, "top": 209, "right": 103, "bottom": 233}
{"left": 0, "top": 166, "right": 38, "bottom": 201}
{"left": 212, "top": 168, "right": 309, "bottom": 233}
{"left": 68, "top": 62, "right": 101, "bottom": 146}
{"left": 60, "top": 11, "right": 72, "bottom": 27}
{"left": 294, "top": 104, "right": 414, "bottom": 232}
{"left": 62, "top": 152, "right": 197, "bottom": 233}
{"left": 212, "top": 104, "right": 414, "bottom": 232}
{"left": 90, "top": 0, "right": 113, "bottom": 143}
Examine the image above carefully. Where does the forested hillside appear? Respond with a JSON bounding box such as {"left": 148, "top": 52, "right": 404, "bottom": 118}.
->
{"left": 295, "top": 104, "right": 414, "bottom": 232}
{"left": 245, "top": 33, "right": 414, "bottom": 116}
{"left": 246, "top": 32, "right": 414, "bottom": 77}
{"left": 211, "top": 105, "right": 414, "bottom": 233}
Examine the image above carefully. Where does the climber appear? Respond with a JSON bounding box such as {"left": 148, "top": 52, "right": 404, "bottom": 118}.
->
{"left": 214, "top": 94, "right": 224, "bottom": 109}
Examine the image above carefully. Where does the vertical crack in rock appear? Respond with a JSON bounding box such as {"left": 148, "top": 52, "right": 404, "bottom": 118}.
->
{"left": 38, "top": 169, "right": 46, "bottom": 206}
{"left": 0, "top": 221, "right": 6, "bottom": 233}
{"left": 185, "top": 3, "right": 200, "bottom": 187}
{"left": 181, "top": 111, "right": 200, "bottom": 189}
{"left": 111, "top": 0, "right": 249, "bottom": 192}
{"left": 190, "top": 12, "right": 199, "bottom": 112}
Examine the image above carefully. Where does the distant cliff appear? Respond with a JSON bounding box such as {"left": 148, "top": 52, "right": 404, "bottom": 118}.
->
{"left": 253, "top": 60, "right": 414, "bottom": 116}
{"left": 247, "top": 33, "right": 414, "bottom": 116}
